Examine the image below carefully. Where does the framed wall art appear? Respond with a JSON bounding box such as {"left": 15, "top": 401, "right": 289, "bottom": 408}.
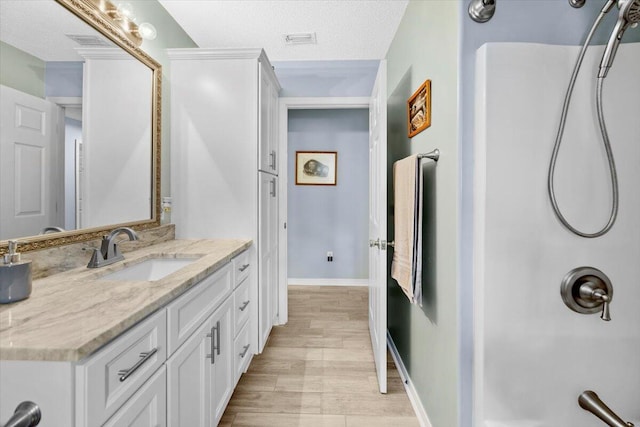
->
{"left": 407, "top": 79, "right": 431, "bottom": 138}
{"left": 295, "top": 151, "right": 337, "bottom": 186}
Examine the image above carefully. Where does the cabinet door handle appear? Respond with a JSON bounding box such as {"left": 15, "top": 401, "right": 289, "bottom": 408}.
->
{"left": 118, "top": 348, "right": 158, "bottom": 382}
{"left": 239, "top": 344, "right": 250, "bottom": 358}
{"left": 238, "top": 263, "right": 250, "bottom": 272}
{"left": 206, "top": 322, "right": 218, "bottom": 364}
{"left": 239, "top": 300, "right": 250, "bottom": 311}
{"left": 270, "top": 178, "right": 276, "bottom": 197}
{"left": 215, "top": 321, "right": 221, "bottom": 356}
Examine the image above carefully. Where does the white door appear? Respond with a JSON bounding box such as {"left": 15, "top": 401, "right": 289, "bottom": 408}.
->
{"left": 211, "top": 298, "right": 233, "bottom": 425}
{"left": 102, "top": 367, "right": 167, "bottom": 427}
{"left": 0, "top": 85, "right": 61, "bottom": 240}
{"left": 166, "top": 318, "right": 211, "bottom": 427}
{"left": 258, "top": 172, "right": 277, "bottom": 351}
{"left": 258, "top": 63, "right": 275, "bottom": 173}
{"left": 368, "top": 61, "right": 388, "bottom": 394}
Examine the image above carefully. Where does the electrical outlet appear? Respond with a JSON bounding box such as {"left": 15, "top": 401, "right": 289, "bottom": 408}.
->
{"left": 327, "top": 251, "right": 333, "bottom": 262}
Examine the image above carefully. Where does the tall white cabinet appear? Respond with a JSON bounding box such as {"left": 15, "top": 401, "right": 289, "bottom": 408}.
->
{"left": 168, "top": 48, "right": 281, "bottom": 353}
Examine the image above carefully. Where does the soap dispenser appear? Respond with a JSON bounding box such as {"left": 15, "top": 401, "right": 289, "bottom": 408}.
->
{"left": 0, "top": 240, "right": 33, "bottom": 304}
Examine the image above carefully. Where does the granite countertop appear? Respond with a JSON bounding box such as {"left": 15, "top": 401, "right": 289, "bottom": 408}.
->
{"left": 0, "top": 239, "right": 251, "bottom": 362}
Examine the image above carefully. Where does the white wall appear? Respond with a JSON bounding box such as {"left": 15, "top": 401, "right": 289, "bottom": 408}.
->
{"left": 385, "top": 1, "right": 460, "bottom": 426}
{"left": 64, "top": 118, "right": 81, "bottom": 230}
{"left": 81, "top": 50, "right": 152, "bottom": 228}
{"left": 473, "top": 42, "right": 640, "bottom": 426}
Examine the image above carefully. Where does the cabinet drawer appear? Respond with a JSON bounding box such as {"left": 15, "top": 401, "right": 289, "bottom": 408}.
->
{"left": 167, "top": 263, "right": 232, "bottom": 355}
{"left": 232, "top": 250, "right": 251, "bottom": 288}
{"left": 77, "top": 309, "right": 167, "bottom": 427}
{"left": 233, "top": 276, "right": 251, "bottom": 336}
{"left": 103, "top": 366, "right": 167, "bottom": 427}
{"left": 233, "top": 321, "right": 252, "bottom": 386}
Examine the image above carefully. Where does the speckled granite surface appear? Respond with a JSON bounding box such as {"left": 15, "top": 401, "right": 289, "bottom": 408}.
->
{"left": 0, "top": 239, "right": 251, "bottom": 362}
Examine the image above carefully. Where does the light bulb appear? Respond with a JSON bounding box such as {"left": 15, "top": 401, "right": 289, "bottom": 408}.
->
{"left": 138, "top": 22, "right": 157, "bottom": 41}
{"left": 116, "top": 2, "right": 134, "bottom": 19}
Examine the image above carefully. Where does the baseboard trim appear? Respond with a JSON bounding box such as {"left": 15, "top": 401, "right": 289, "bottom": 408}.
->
{"left": 287, "top": 278, "right": 368, "bottom": 287}
{"left": 387, "top": 332, "right": 433, "bottom": 427}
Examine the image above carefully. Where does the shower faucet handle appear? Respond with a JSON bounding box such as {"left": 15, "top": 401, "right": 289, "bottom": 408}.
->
{"left": 561, "top": 267, "right": 614, "bottom": 322}
{"left": 590, "top": 288, "right": 611, "bottom": 321}
{"left": 580, "top": 284, "right": 612, "bottom": 321}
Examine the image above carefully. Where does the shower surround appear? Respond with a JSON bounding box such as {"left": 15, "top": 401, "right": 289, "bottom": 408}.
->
{"left": 473, "top": 42, "right": 640, "bottom": 426}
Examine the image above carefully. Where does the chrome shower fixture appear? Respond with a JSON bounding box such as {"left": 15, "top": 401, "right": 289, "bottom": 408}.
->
{"left": 561, "top": 267, "right": 613, "bottom": 321}
{"left": 599, "top": 0, "right": 640, "bottom": 77}
{"left": 548, "top": 0, "right": 629, "bottom": 238}
{"left": 579, "top": 391, "right": 635, "bottom": 427}
{"left": 569, "top": 0, "right": 587, "bottom": 7}
{"left": 468, "top": 0, "right": 496, "bottom": 23}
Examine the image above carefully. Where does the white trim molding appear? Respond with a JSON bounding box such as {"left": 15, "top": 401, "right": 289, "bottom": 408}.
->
{"left": 387, "top": 332, "right": 433, "bottom": 427}
{"left": 288, "top": 278, "right": 368, "bottom": 287}
{"left": 166, "top": 47, "right": 263, "bottom": 61}
{"left": 277, "top": 96, "right": 372, "bottom": 326}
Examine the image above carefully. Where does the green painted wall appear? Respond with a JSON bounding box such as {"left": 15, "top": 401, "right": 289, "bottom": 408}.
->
{"left": 0, "top": 41, "right": 45, "bottom": 98}
{"left": 385, "top": 1, "right": 460, "bottom": 426}
{"left": 130, "top": 0, "right": 197, "bottom": 201}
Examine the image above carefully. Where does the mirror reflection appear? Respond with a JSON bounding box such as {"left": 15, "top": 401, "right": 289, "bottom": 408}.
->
{"left": 0, "top": 0, "right": 154, "bottom": 241}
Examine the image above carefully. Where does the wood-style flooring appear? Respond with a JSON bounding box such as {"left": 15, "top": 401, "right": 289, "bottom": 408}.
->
{"left": 220, "top": 285, "right": 419, "bottom": 427}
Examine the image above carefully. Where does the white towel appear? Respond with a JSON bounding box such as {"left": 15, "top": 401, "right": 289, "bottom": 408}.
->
{"left": 391, "top": 155, "right": 423, "bottom": 304}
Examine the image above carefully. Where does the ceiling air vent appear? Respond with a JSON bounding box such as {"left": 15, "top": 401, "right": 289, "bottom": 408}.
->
{"left": 65, "top": 34, "right": 113, "bottom": 47}
{"left": 283, "top": 32, "right": 317, "bottom": 45}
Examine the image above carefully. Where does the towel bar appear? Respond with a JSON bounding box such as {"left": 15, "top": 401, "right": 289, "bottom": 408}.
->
{"left": 417, "top": 149, "right": 440, "bottom": 162}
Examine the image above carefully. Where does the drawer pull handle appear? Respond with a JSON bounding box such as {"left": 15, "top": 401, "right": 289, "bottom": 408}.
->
{"left": 118, "top": 348, "right": 158, "bottom": 382}
{"left": 239, "top": 300, "right": 250, "bottom": 311}
{"left": 238, "top": 264, "right": 250, "bottom": 272}
{"left": 239, "top": 344, "right": 250, "bottom": 358}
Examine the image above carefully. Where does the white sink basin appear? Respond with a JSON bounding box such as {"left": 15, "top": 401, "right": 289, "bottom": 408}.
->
{"left": 99, "top": 257, "right": 200, "bottom": 281}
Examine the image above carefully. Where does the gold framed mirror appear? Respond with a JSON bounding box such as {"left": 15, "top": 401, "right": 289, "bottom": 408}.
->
{"left": 0, "top": 0, "right": 161, "bottom": 255}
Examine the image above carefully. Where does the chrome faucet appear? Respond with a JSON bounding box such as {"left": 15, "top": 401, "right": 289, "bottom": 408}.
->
{"left": 2, "top": 401, "right": 41, "bottom": 427}
{"left": 39, "top": 226, "right": 65, "bottom": 234}
{"left": 87, "top": 227, "right": 138, "bottom": 268}
{"left": 579, "top": 390, "right": 635, "bottom": 427}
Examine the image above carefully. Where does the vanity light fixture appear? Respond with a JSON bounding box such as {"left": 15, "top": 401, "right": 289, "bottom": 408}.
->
{"left": 89, "top": 0, "right": 157, "bottom": 45}
{"left": 283, "top": 32, "right": 317, "bottom": 45}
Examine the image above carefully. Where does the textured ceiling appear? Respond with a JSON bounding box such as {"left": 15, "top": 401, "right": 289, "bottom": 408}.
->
{"left": 159, "top": 0, "right": 409, "bottom": 61}
{"left": 0, "top": 1, "right": 112, "bottom": 61}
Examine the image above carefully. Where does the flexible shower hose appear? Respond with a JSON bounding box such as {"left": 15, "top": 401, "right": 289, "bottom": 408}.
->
{"left": 547, "top": 9, "right": 619, "bottom": 238}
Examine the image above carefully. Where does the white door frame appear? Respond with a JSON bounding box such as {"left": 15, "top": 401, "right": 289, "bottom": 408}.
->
{"left": 277, "top": 97, "right": 370, "bottom": 325}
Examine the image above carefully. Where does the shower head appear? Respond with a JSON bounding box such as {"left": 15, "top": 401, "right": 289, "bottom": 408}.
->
{"left": 598, "top": 0, "right": 640, "bottom": 77}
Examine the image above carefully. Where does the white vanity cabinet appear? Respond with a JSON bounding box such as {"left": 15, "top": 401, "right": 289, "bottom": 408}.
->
{"left": 232, "top": 251, "right": 254, "bottom": 385}
{"left": 101, "top": 367, "right": 167, "bottom": 427}
{"left": 166, "top": 297, "right": 233, "bottom": 426}
{"left": 169, "top": 48, "right": 282, "bottom": 354}
{"left": 0, "top": 244, "right": 254, "bottom": 427}
{"left": 166, "top": 262, "right": 234, "bottom": 427}
{"left": 76, "top": 309, "right": 167, "bottom": 427}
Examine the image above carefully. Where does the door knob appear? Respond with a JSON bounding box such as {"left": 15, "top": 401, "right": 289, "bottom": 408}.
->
{"left": 369, "top": 239, "right": 390, "bottom": 250}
